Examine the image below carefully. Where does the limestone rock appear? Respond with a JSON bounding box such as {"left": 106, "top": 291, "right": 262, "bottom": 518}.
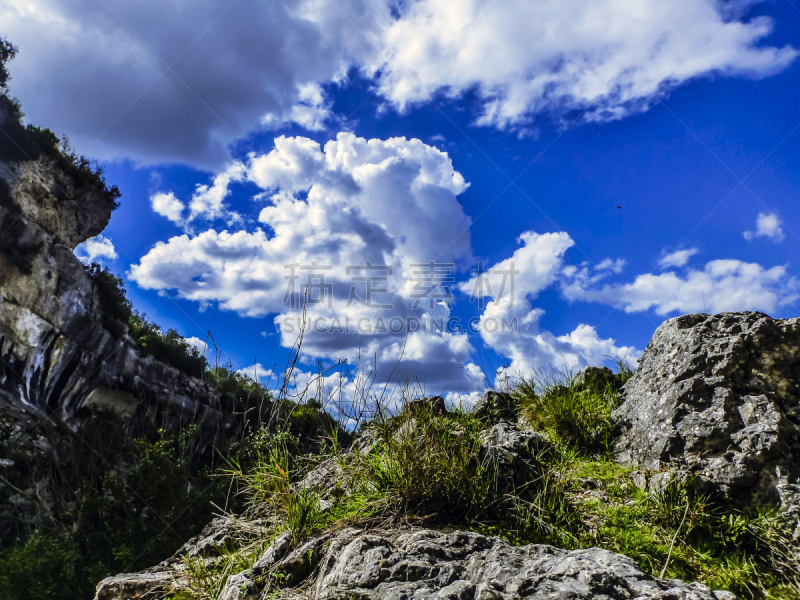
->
{"left": 404, "top": 396, "right": 447, "bottom": 415}
{"left": 613, "top": 312, "right": 800, "bottom": 510}
{"left": 0, "top": 108, "right": 236, "bottom": 537}
{"left": 248, "top": 527, "right": 720, "bottom": 600}
{"left": 470, "top": 391, "right": 518, "bottom": 425}
{"left": 94, "top": 572, "right": 172, "bottom": 600}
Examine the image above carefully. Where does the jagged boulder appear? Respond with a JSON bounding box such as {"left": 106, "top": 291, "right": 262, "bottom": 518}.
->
{"left": 470, "top": 390, "right": 518, "bottom": 425}
{"left": 613, "top": 312, "right": 800, "bottom": 515}
{"left": 97, "top": 526, "right": 726, "bottom": 600}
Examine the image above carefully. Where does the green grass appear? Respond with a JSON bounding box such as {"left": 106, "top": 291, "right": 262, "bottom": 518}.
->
{"left": 513, "top": 368, "right": 624, "bottom": 452}
{"left": 174, "top": 367, "right": 799, "bottom": 600}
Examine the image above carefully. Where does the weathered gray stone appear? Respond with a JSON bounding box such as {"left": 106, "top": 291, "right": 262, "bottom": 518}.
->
{"left": 470, "top": 391, "right": 518, "bottom": 425}
{"left": 477, "top": 422, "right": 549, "bottom": 494}
{"left": 576, "top": 365, "right": 618, "bottom": 389}
{"left": 95, "top": 525, "right": 725, "bottom": 600}
{"left": 0, "top": 138, "right": 240, "bottom": 537}
{"left": 404, "top": 396, "right": 447, "bottom": 415}
{"left": 253, "top": 531, "right": 293, "bottom": 573}
{"left": 94, "top": 572, "right": 172, "bottom": 600}
{"left": 217, "top": 570, "right": 258, "bottom": 600}
{"left": 304, "top": 527, "right": 719, "bottom": 600}
{"left": 613, "top": 312, "right": 800, "bottom": 511}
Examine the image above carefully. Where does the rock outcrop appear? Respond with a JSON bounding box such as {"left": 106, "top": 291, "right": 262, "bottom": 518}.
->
{"left": 613, "top": 312, "right": 800, "bottom": 515}
{"left": 0, "top": 106, "right": 232, "bottom": 538}
{"left": 97, "top": 525, "right": 726, "bottom": 600}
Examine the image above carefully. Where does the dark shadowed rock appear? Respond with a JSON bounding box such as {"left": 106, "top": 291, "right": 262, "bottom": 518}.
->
{"left": 575, "top": 365, "right": 618, "bottom": 390}
{"left": 404, "top": 396, "right": 447, "bottom": 415}
{"left": 613, "top": 312, "right": 800, "bottom": 515}
{"left": 470, "top": 391, "right": 518, "bottom": 425}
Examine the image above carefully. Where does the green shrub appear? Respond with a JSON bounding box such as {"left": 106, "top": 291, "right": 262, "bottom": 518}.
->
{"left": 0, "top": 427, "right": 233, "bottom": 600}
{"left": 84, "top": 262, "right": 133, "bottom": 337}
{"left": 129, "top": 312, "right": 206, "bottom": 377}
{"left": 1, "top": 36, "right": 16, "bottom": 91}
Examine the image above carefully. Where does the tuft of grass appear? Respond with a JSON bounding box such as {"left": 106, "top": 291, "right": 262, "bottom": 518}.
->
{"left": 228, "top": 432, "right": 324, "bottom": 544}
{"left": 353, "top": 404, "right": 497, "bottom": 521}
{"left": 514, "top": 369, "right": 623, "bottom": 452}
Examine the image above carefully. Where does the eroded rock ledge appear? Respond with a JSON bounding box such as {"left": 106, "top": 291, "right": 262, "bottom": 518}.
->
{"left": 0, "top": 112, "right": 231, "bottom": 537}
{"left": 97, "top": 522, "right": 728, "bottom": 600}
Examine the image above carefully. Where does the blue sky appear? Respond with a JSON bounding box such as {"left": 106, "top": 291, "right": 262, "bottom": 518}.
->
{"left": 4, "top": 0, "right": 799, "bottom": 402}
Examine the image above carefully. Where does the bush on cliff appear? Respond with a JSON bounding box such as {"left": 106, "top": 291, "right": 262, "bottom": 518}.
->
{"left": 0, "top": 35, "right": 120, "bottom": 208}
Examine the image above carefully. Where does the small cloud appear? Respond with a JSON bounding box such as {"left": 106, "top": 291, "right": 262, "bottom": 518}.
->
{"left": 74, "top": 235, "right": 117, "bottom": 264}
{"left": 151, "top": 191, "right": 185, "bottom": 224}
{"left": 595, "top": 258, "right": 626, "bottom": 273}
{"left": 262, "top": 83, "right": 333, "bottom": 132}
{"left": 185, "top": 336, "right": 207, "bottom": 354}
{"left": 659, "top": 248, "right": 699, "bottom": 269}
{"left": 430, "top": 134, "right": 446, "bottom": 143}
{"left": 237, "top": 362, "right": 273, "bottom": 382}
{"left": 744, "top": 212, "right": 785, "bottom": 243}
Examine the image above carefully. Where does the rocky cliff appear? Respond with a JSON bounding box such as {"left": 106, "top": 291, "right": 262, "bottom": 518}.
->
{"left": 0, "top": 97, "right": 232, "bottom": 540}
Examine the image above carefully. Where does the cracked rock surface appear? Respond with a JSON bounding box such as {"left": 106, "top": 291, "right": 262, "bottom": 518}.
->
{"left": 97, "top": 526, "right": 725, "bottom": 600}
{"left": 613, "top": 312, "right": 800, "bottom": 515}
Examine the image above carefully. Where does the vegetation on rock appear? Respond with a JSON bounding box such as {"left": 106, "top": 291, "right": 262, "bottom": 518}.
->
{"left": 157, "top": 370, "right": 799, "bottom": 600}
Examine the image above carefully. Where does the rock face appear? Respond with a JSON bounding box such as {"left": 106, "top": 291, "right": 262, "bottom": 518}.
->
{"left": 613, "top": 312, "right": 800, "bottom": 512}
{"left": 97, "top": 526, "right": 724, "bottom": 600}
{"left": 0, "top": 108, "right": 231, "bottom": 538}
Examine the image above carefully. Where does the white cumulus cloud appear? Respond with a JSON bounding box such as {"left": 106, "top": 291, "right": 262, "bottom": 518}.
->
{"left": 744, "top": 212, "right": 785, "bottom": 243}
{"left": 74, "top": 235, "right": 117, "bottom": 264}
{"left": 2, "top": 0, "right": 795, "bottom": 166}
{"left": 131, "top": 133, "right": 480, "bottom": 391}
{"left": 236, "top": 362, "right": 273, "bottom": 382}
{"left": 462, "top": 231, "right": 639, "bottom": 383}
{"left": 564, "top": 259, "right": 799, "bottom": 315}
{"left": 151, "top": 192, "right": 186, "bottom": 224}
{"left": 368, "top": 0, "right": 797, "bottom": 130}
{"left": 659, "top": 248, "right": 700, "bottom": 269}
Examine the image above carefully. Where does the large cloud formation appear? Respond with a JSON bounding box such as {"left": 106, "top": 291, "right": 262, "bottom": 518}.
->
{"left": 131, "top": 133, "right": 480, "bottom": 393}
{"left": 0, "top": 0, "right": 388, "bottom": 167}
{"left": 370, "top": 0, "right": 797, "bottom": 129}
{"left": 2, "top": 0, "right": 795, "bottom": 166}
{"left": 131, "top": 134, "right": 651, "bottom": 394}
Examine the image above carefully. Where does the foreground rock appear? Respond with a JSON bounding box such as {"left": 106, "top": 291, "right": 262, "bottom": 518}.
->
{"left": 613, "top": 312, "right": 800, "bottom": 516}
{"left": 97, "top": 526, "right": 725, "bottom": 600}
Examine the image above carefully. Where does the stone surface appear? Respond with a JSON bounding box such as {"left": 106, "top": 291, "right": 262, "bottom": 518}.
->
{"left": 470, "top": 391, "right": 518, "bottom": 425}
{"left": 0, "top": 108, "right": 238, "bottom": 538}
{"left": 613, "top": 312, "right": 800, "bottom": 510}
{"left": 101, "top": 527, "right": 727, "bottom": 600}
{"left": 478, "top": 422, "right": 550, "bottom": 492}
{"left": 404, "top": 396, "right": 447, "bottom": 415}
{"left": 576, "top": 366, "right": 619, "bottom": 390}
{"left": 94, "top": 572, "right": 172, "bottom": 600}
{"left": 269, "top": 527, "right": 719, "bottom": 600}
